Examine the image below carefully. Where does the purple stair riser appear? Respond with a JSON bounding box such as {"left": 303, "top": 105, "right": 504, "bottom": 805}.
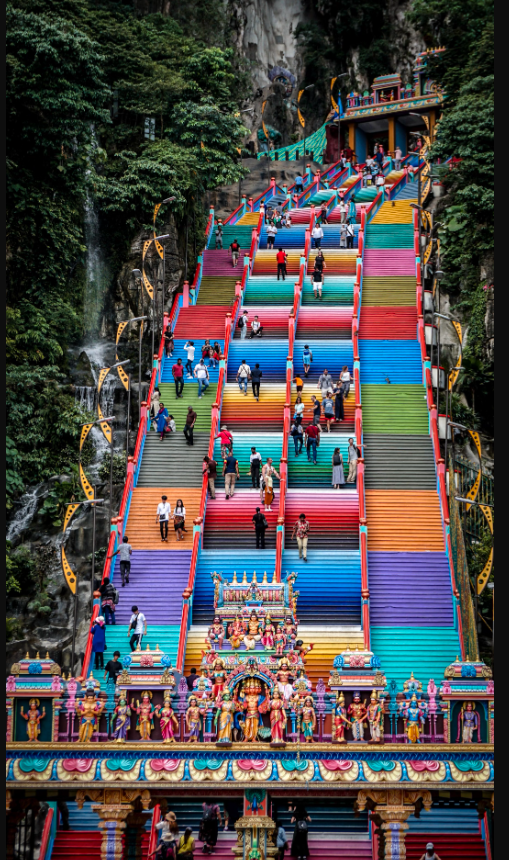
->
{"left": 112, "top": 551, "right": 191, "bottom": 624}
{"left": 367, "top": 551, "right": 454, "bottom": 626}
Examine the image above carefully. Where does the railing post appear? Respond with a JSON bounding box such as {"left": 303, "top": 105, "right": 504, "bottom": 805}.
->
{"left": 248, "top": 197, "right": 254, "bottom": 212}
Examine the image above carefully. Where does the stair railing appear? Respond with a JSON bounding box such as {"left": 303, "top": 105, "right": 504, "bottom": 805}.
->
{"left": 339, "top": 173, "right": 362, "bottom": 202}
{"left": 78, "top": 296, "right": 181, "bottom": 681}
{"left": 176, "top": 250, "right": 254, "bottom": 669}
{"left": 413, "top": 210, "right": 466, "bottom": 659}
{"left": 148, "top": 805, "right": 162, "bottom": 858}
{"left": 353, "top": 203, "right": 370, "bottom": 650}
{"left": 39, "top": 804, "right": 56, "bottom": 860}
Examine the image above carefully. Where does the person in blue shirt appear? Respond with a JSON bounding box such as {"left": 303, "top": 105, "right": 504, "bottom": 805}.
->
{"left": 295, "top": 174, "right": 304, "bottom": 194}
{"left": 92, "top": 617, "right": 107, "bottom": 670}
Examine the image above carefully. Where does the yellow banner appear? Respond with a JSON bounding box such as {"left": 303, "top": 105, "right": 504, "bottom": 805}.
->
{"left": 116, "top": 321, "right": 128, "bottom": 344}
{"left": 142, "top": 240, "right": 151, "bottom": 262}
{"left": 117, "top": 362, "right": 129, "bottom": 391}
{"left": 142, "top": 269, "right": 154, "bottom": 300}
{"left": 469, "top": 430, "right": 482, "bottom": 461}
{"left": 154, "top": 240, "right": 164, "bottom": 260}
{"left": 479, "top": 504, "right": 494, "bottom": 534}
{"left": 424, "top": 240, "right": 433, "bottom": 264}
{"left": 464, "top": 470, "right": 481, "bottom": 511}
{"left": 297, "top": 108, "right": 305, "bottom": 129}
{"left": 97, "top": 367, "right": 110, "bottom": 395}
{"left": 80, "top": 423, "right": 94, "bottom": 452}
{"left": 79, "top": 463, "right": 95, "bottom": 499}
{"left": 153, "top": 203, "right": 162, "bottom": 224}
{"left": 63, "top": 503, "right": 80, "bottom": 533}
{"left": 451, "top": 319, "right": 463, "bottom": 344}
{"left": 97, "top": 403, "right": 112, "bottom": 445}
{"left": 477, "top": 548, "right": 493, "bottom": 596}
{"left": 61, "top": 546, "right": 77, "bottom": 594}
{"left": 330, "top": 77, "right": 339, "bottom": 113}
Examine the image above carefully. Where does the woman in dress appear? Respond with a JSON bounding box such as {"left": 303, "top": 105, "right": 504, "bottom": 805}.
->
{"left": 150, "top": 387, "right": 161, "bottom": 426}
{"left": 156, "top": 695, "right": 179, "bottom": 743}
{"left": 111, "top": 696, "right": 131, "bottom": 742}
{"left": 290, "top": 803, "right": 312, "bottom": 860}
{"left": 333, "top": 383, "right": 344, "bottom": 422}
{"left": 214, "top": 690, "right": 236, "bottom": 744}
{"left": 199, "top": 803, "right": 222, "bottom": 855}
{"left": 156, "top": 403, "right": 169, "bottom": 441}
{"left": 264, "top": 473, "right": 274, "bottom": 512}
{"left": 172, "top": 499, "right": 186, "bottom": 542}
{"left": 331, "top": 447, "right": 345, "bottom": 489}
{"left": 269, "top": 688, "right": 287, "bottom": 744}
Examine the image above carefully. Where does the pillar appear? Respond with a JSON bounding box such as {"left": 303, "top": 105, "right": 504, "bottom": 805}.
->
{"left": 388, "top": 117, "right": 396, "bottom": 155}
{"left": 233, "top": 790, "right": 278, "bottom": 860}
{"left": 92, "top": 803, "right": 132, "bottom": 860}
{"left": 428, "top": 108, "right": 437, "bottom": 143}
{"left": 357, "top": 790, "right": 432, "bottom": 860}
{"left": 354, "top": 125, "right": 367, "bottom": 164}
{"left": 395, "top": 118, "right": 407, "bottom": 155}
{"left": 124, "top": 808, "right": 151, "bottom": 860}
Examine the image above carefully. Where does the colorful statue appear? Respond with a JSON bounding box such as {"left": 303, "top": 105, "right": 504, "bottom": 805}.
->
{"left": 228, "top": 616, "right": 245, "bottom": 649}
{"left": 274, "top": 624, "right": 287, "bottom": 656}
{"left": 402, "top": 693, "right": 425, "bottom": 743}
{"left": 207, "top": 616, "right": 225, "bottom": 649}
{"left": 238, "top": 679, "right": 269, "bottom": 742}
{"left": 20, "top": 698, "right": 45, "bottom": 742}
{"left": 367, "top": 691, "right": 383, "bottom": 744}
{"left": 276, "top": 660, "right": 294, "bottom": 702}
{"left": 214, "top": 689, "right": 237, "bottom": 745}
{"left": 457, "top": 701, "right": 481, "bottom": 743}
{"left": 269, "top": 688, "right": 287, "bottom": 745}
{"left": 246, "top": 611, "right": 262, "bottom": 643}
{"left": 211, "top": 657, "right": 227, "bottom": 699}
{"left": 292, "top": 668, "right": 311, "bottom": 699}
{"left": 331, "top": 693, "right": 351, "bottom": 743}
{"left": 76, "top": 691, "right": 105, "bottom": 743}
{"left": 186, "top": 695, "right": 205, "bottom": 742}
{"left": 155, "top": 694, "right": 179, "bottom": 743}
{"left": 261, "top": 615, "right": 276, "bottom": 650}
{"left": 111, "top": 696, "right": 131, "bottom": 743}
{"left": 300, "top": 696, "right": 316, "bottom": 742}
{"left": 347, "top": 692, "right": 367, "bottom": 742}
{"left": 131, "top": 691, "right": 155, "bottom": 741}
{"left": 194, "top": 669, "right": 212, "bottom": 697}
{"left": 283, "top": 616, "right": 296, "bottom": 648}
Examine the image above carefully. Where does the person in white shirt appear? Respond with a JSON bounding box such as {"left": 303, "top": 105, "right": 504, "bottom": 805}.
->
{"left": 346, "top": 222, "right": 355, "bottom": 249}
{"left": 128, "top": 606, "right": 147, "bottom": 651}
{"left": 249, "top": 316, "right": 263, "bottom": 339}
{"left": 286, "top": 213, "right": 292, "bottom": 228}
{"left": 375, "top": 173, "right": 385, "bottom": 193}
{"left": 311, "top": 224, "right": 324, "bottom": 249}
{"left": 267, "top": 222, "right": 278, "bottom": 249}
{"left": 339, "top": 223, "right": 347, "bottom": 248}
{"left": 155, "top": 495, "right": 171, "bottom": 542}
{"left": 236, "top": 360, "right": 251, "bottom": 395}
{"left": 339, "top": 199, "right": 349, "bottom": 223}
{"left": 239, "top": 310, "right": 249, "bottom": 340}
{"left": 394, "top": 146, "right": 402, "bottom": 170}
{"left": 249, "top": 447, "right": 262, "bottom": 488}
{"left": 184, "top": 341, "right": 195, "bottom": 377}
{"left": 193, "top": 359, "right": 210, "bottom": 398}
{"left": 340, "top": 365, "right": 352, "bottom": 397}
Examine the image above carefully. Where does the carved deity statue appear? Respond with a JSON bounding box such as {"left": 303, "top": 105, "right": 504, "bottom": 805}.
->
{"left": 238, "top": 679, "right": 269, "bottom": 742}
{"left": 186, "top": 696, "right": 205, "bottom": 742}
{"left": 274, "top": 624, "right": 287, "bottom": 656}
{"left": 156, "top": 695, "right": 179, "bottom": 743}
{"left": 347, "top": 693, "right": 367, "bottom": 742}
{"left": 131, "top": 691, "right": 155, "bottom": 741}
{"left": 457, "top": 701, "right": 481, "bottom": 743}
{"left": 402, "top": 693, "right": 425, "bottom": 744}
{"left": 207, "top": 616, "right": 225, "bottom": 649}
{"left": 300, "top": 696, "right": 316, "bottom": 743}
{"left": 111, "top": 696, "right": 131, "bottom": 742}
{"left": 214, "top": 689, "right": 238, "bottom": 745}
{"left": 261, "top": 616, "right": 276, "bottom": 650}
{"left": 269, "top": 688, "right": 287, "bottom": 745}
{"left": 228, "top": 616, "right": 245, "bottom": 649}
{"left": 331, "top": 693, "right": 351, "bottom": 743}
{"left": 366, "top": 692, "right": 383, "bottom": 744}
{"left": 76, "top": 691, "right": 105, "bottom": 743}
{"left": 20, "top": 698, "right": 45, "bottom": 742}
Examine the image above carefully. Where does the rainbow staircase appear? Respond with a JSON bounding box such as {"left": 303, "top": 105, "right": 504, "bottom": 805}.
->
{"left": 359, "top": 195, "right": 461, "bottom": 686}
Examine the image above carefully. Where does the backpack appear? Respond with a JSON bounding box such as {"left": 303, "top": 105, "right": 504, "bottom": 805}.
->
{"left": 113, "top": 588, "right": 120, "bottom": 606}
{"left": 297, "top": 820, "right": 308, "bottom": 833}
{"left": 238, "top": 316, "right": 244, "bottom": 328}
{"left": 202, "top": 805, "right": 216, "bottom": 822}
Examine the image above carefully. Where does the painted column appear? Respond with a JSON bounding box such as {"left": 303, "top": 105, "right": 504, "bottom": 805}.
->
{"left": 357, "top": 790, "right": 432, "bottom": 860}
{"left": 93, "top": 804, "right": 132, "bottom": 860}
{"left": 233, "top": 790, "right": 278, "bottom": 860}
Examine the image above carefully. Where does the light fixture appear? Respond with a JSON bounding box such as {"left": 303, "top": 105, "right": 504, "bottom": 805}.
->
{"left": 162, "top": 197, "right": 176, "bottom": 203}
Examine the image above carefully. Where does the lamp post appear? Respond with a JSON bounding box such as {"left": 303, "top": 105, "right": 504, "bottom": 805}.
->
{"left": 68, "top": 496, "right": 105, "bottom": 675}
{"left": 297, "top": 84, "right": 315, "bottom": 171}
{"left": 331, "top": 73, "right": 348, "bottom": 161}
{"left": 454, "top": 496, "right": 494, "bottom": 648}
{"left": 236, "top": 108, "right": 254, "bottom": 199}
{"left": 150, "top": 235, "right": 170, "bottom": 356}
{"left": 97, "top": 363, "right": 128, "bottom": 521}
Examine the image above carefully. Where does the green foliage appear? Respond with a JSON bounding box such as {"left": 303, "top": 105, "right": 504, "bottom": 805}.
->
{"left": 6, "top": 439, "right": 25, "bottom": 510}
{"left": 39, "top": 470, "right": 84, "bottom": 528}
{"left": 6, "top": 543, "right": 36, "bottom": 596}
{"left": 98, "top": 452, "right": 127, "bottom": 485}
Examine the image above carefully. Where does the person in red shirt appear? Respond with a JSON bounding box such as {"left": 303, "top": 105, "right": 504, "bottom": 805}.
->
{"left": 229, "top": 240, "right": 241, "bottom": 267}
{"left": 172, "top": 357, "right": 184, "bottom": 398}
{"left": 216, "top": 425, "right": 233, "bottom": 459}
{"left": 304, "top": 422, "right": 320, "bottom": 464}
{"left": 276, "top": 249, "right": 287, "bottom": 281}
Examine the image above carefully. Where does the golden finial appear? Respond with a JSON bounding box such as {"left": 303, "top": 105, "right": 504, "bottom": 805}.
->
{"left": 271, "top": 570, "right": 277, "bottom": 583}
{"left": 45, "top": 652, "right": 50, "bottom": 660}
{"left": 36, "top": 652, "right": 40, "bottom": 660}
{"left": 262, "top": 571, "right": 268, "bottom": 584}
{"left": 156, "top": 644, "right": 160, "bottom": 652}
{"left": 232, "top": 571, "right": 238, "bottom": 585}
{"left": 252, "top": 570, "right": 258, "bottom": 583}
{"left": 146, "top": 643, "right": 150, "bottom": 651}
{"left": 242, "top": 571, "right": 248, "bottom": 585}
{"left": 136, "top": 642, "right": 141, "bottom": 651}
{"left": 25, "top": 652, "right": 30, "bottom": 659}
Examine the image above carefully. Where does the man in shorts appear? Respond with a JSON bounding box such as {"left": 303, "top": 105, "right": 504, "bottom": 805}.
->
{"left": 229, "top": 239, "right": 241, "bottom": 267}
